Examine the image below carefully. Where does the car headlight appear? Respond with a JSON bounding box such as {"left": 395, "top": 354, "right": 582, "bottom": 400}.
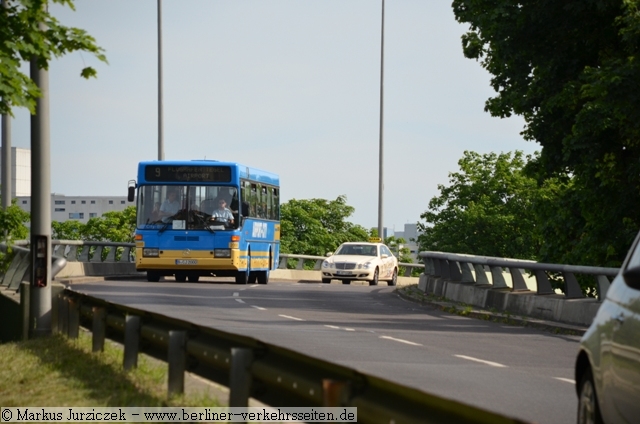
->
{"left": 214, "top": 249, "right": 231, "bottom": 258}
{"left": 143, "top": 248, "right": 159, "bottom": 257}
{"left": 322, "top": 260, "right": 331, "bottom": 268}
{"left": 358, "top": 262, "right": 372, "bottom": 269}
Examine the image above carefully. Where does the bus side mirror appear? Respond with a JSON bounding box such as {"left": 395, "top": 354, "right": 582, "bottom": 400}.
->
{"left": 127, "top": 180, "right": 136, "bottom": 202}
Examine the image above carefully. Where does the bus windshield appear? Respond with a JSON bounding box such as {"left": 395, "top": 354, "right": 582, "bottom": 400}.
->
{"left": 136, "top": 184, "right": 239, "bottom": 230}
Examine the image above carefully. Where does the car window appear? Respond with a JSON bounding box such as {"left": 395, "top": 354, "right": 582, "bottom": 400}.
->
{"left": 381, "top": 246, "right": 392, "bottom": 256}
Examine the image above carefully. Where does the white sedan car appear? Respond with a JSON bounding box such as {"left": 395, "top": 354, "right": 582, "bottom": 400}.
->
{"left": 321, "top": 242, "right": 398, "bottom": 286}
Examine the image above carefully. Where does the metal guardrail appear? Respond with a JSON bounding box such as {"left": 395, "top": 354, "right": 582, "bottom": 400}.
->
{"left": 14, "top": 240, "right": 135, "bottom": 264}
{"left": 279, "top": 253, "right": 424, "bottom": 277}
{"left": 0, "top": 243, "right": 68, "bottom": 291}
{"left": 420, "top": 251, "right": 619, "bottom": 300}
{"left": 53, "top": 289, "right": 528, "bottom": 424}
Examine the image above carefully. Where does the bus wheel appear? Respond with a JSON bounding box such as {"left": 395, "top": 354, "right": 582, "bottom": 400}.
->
{"left": 235, "top": 270, "right": 248, "bottom": 285}
{"left": 257, "top": 270, "right": 269, "bottom": 285}
{"left": 188, "top": 273, "right": 200, "bottom": 283}
{"left": 248, "top": 272, "right": 258, "bottom": 284}
{"left": 175, "top": 272, "right": 187, "bottom": 282}
{"left": 147, "top": 271, "right": 160, "bottom": 282}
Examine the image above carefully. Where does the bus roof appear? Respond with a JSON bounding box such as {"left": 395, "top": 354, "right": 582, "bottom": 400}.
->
{"left": 137, "top": 160, "right": 280, "bottom": 186}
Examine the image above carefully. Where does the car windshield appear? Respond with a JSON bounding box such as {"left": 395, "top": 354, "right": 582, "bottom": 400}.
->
{"left": 336, "top": 245, "right": 378, "bottom": 256}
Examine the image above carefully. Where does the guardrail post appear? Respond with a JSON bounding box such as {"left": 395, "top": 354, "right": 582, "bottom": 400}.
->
{"left": 322, "top": 379, "right": 349, "bottom": 407}
{"left": 123, "top": 315, "right": 141, "bottom": 370}
{"left": 596, "top": 275, "right": 610, "bottom": 300}
{"left": 562, "top": 272, "right": 585, "bottom": 299}
{"left": 460, "top": 262, "right": 475, "bottom": 283}
{"left": 473, "top": 264, "right": 490, "bottom": 286}
{"left": 168, "top": 330, "right": 187, "bottom": 395}
{"left": 508, "top": 267, "right": 529, "bottom": 291}
{"left": 68, "top": 297, "right": 80, "bottom": 339}
{"left": 489, "top": 266, "right": 508, "bottom": 289}
{"left": 66, "top": 245, "right": 79, "bottom": 262}
{"left": 92, "top": 307, "right": 106, "bottom": 352}
{"left": 105, "top": 247, "right": 117, "bottom": 262}
{"left": 21, "top": 282, "right": 30, "bottom": 340}
{"left": 229, "top": 347, "right": 253, "bottom": 408}
{"left": 296, "top": 258, "right": 305, "bottom": 270}
{"left": 59, "top": 294, "right": 69, "bottom": 336}
{"left": 534, "top": 270, "right": 554, "bottom": 295}
{"left": 278, "top": 257, "right": 287, "bottom": 269}
{"left": 78, "top": 246, "right": 90, "bottom": 262}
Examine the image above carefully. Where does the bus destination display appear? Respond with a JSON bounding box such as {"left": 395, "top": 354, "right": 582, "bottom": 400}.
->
{"left": 145, "top": 165, "right": 232, "bottom": 182}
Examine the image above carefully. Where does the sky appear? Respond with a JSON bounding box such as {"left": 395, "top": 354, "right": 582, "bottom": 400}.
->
{"left": 4, "top": 0, "right": 539, "bottom": 233}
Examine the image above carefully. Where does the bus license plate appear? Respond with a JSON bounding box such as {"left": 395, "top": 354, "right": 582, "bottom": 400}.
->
{"left": 175, "top": 259, "right": 197, "bottom": 265}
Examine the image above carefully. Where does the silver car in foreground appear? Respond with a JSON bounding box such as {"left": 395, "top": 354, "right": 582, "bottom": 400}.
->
{"left": 575, "top": 231, "right": 640, "bottom": 423}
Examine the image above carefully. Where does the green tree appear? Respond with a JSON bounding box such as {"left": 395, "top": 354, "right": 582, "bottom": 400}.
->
{"left": 280, "top": 195, "right": 369, "bottom": 257}
{"left": 0, "top": 200, "right": 30, "bottom": 271}
{"left": 1, "top": 0, "right": 106, "bottom": 115}
{"left": 453, "top": 0, "right": 640, "bottom": 266}
{"left": 51, "top": 219, "right": 84, "bottom": 240}
{"left": 82, "top": 206, "right": 136, "bottom": 243}
{"left": 417, "top": 151, "right": 541, "bottom": 259}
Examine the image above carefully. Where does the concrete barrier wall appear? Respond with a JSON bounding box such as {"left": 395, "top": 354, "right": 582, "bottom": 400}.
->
{"left": 418, "top": 273, "right": 601, "bottom": 326}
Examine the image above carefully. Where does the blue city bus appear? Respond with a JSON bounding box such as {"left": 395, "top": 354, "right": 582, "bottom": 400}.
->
{"left": 127, "top": 160, "right": 280, "bottom": 284}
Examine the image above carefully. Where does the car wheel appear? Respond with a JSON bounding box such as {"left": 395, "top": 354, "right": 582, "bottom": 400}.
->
{"left": 388, "top": 268, "right": 397, "bottom": 286}
{"left": 577, "top": 367, "right": 603, "bottom": 424}
{"left": 341, "top": 280, "right": 350, "bottom": 285}
{"left": 321, "top": 278, "right": 331, "bottom": 284}
{"left": 369, "top": 268, "right": 379, "bottom": 286}
{"left": 187, "top": 273, "right": 200, "bottom": 283}
{"left": 147, "top": 271, "right": 160, "bottom": 282}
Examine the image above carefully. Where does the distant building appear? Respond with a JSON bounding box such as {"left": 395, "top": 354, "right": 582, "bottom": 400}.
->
{"left": 16, "top": 194, "right": 131, "bottom": 224}
{"left": 0, "top": 147, "right": 31, "bottom": 197}
{"left": 393, "top": 223, "right": 421, "bottom": 260}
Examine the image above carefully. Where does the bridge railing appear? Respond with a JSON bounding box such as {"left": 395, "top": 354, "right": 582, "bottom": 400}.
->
{"left": 14, "top": 240, "right": 135, "bottom": 264}
{"left": 278, "top": 253, "right": 424, "bottom": 277}
{"left": 420, "top": 251, "right": 619, "bottom": 300}
{"left": 0, "top": 243, "right": 68, "bottom": 291}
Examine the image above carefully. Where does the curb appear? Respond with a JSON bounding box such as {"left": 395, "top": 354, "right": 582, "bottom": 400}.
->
{"left": 395, "top": 286, "right": 588, "bottom": 336}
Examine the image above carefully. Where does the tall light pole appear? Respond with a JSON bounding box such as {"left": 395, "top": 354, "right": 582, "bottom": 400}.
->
{"left": 377, "top": 0, "right": 385, "bottom": 239}
{"left": 157, "top": 0, "right": 164, "bottom": 160}
{"left": 1, "top": 0, "right": 11, "bottom": 210}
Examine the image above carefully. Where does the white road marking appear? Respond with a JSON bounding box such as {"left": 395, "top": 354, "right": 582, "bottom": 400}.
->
{"left": 235, "top": 299, "right": 245, "bottom": 304}
{"left": 233, "top": 292, "right": 239, "bottom": 297}
{"left": 379, "top": 336, "right": 422, "bottom": 346}
{"left": 279, "top": 314, "right": 305, "bottom": 321}
{"left": 344, "top": 328, "right": 355, "bottom": 331}
{"left": 554, "top": 377, "right": 575, "bottom": 384}
{"left": 324, "top": 325, "right": 340, "bottom": 329}
{"left": 455, "top": 355, "right": 507, "bottom": 368}
{"left": 251, "top": 305, "right": 266, "bottom": 311}
{"left": 251, "top": 285, "right": 259, "bottom": 288}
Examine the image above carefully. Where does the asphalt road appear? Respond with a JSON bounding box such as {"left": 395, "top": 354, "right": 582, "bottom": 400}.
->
{"left": 69, "top": 278, "right": 580, "bottom": 424}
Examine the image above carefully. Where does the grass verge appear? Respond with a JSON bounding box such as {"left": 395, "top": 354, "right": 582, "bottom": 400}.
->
{"left": 0, "top": 331, "right": 220, "bottom": 408}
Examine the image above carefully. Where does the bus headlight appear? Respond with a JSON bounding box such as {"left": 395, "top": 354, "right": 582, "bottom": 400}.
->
{"left": 143, "top": 248, "right": 159, "bottom": 257}
{"left": 214, "top": 249, "right": 231, "bottom": 258}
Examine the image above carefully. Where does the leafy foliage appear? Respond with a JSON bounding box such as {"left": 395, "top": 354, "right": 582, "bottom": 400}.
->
{"left": 0, "top": 201, "right": 30, "bottom": 272}
{"left": 452, "top": 0, "right": 640, "bottom": 266}
{"left": 82, "top": 207, "right": 136, "bottom": 243}
{"left": 417, "top": 151, "right": 541, "bottom": 260}
{"left": 280, "top": 195, "right": 369, "bottom": 257}
{"left": 0, "top": 0, "right": 107, "bottom": 115}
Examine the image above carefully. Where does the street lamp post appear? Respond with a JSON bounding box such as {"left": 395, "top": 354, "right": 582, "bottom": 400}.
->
{"left": 377, "top": 0, "right": 385, "bottom": 240}
{"left": 157, "top": 0, "right": 164, "bottom": 161}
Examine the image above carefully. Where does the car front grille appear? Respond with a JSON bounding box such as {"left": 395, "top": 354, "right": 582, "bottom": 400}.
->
{"left": 335, "top": 263, "right": 356, "bottom": 270}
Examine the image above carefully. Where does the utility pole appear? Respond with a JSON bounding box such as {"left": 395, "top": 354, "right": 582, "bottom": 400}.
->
{"left": 157, "top": 0, "right": 164, "bottom": 161}
{"left": 1, "top": 0, "right": 11, "bottom": 210}
{"left": 377, "top": 0, "right": 385, "bottom": 239}
{"left": 29, "top": 18, "right": 52, "bottom": 337}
